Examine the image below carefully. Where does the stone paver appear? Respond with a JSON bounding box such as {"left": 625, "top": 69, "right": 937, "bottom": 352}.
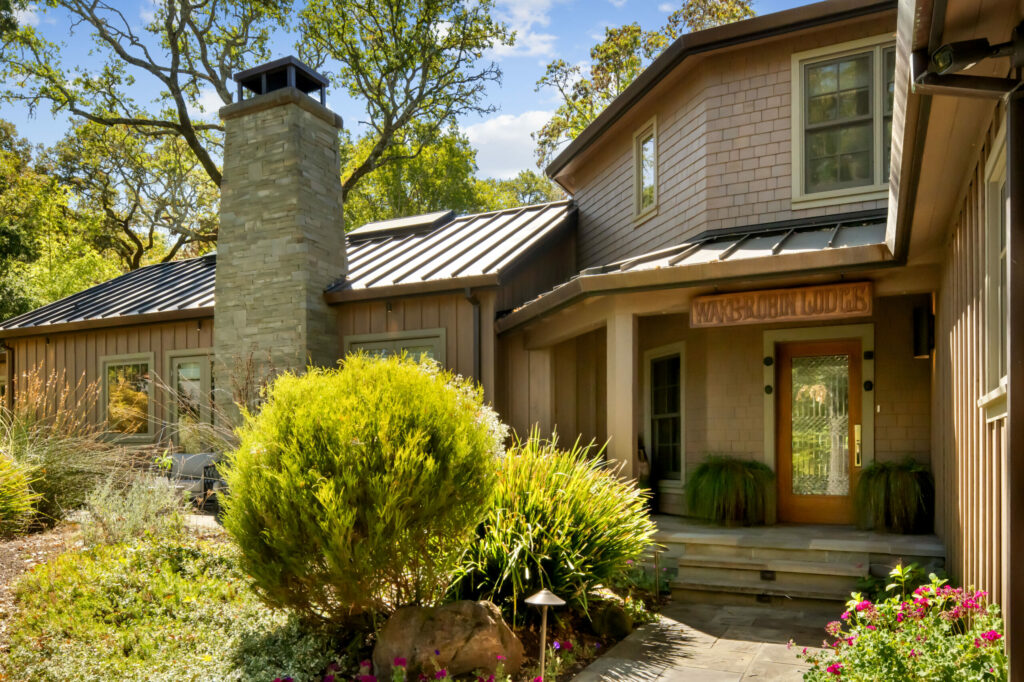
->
{"left": 573, "top": 603, "right": 835, "bottom": 681}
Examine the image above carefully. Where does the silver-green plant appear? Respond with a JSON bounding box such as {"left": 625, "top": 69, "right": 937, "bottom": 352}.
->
{"left": 81, "top": 475, "right": 189, "bottom": 546}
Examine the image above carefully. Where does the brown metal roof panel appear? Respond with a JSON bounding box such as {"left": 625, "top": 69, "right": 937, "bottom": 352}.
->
{"left": 482, "top": 205, "right": 575, "bottom": 273}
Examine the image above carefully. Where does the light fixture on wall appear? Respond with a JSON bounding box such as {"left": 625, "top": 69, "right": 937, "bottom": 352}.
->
{"left": 913, "top": 306, "right": 934, "bottom": 359}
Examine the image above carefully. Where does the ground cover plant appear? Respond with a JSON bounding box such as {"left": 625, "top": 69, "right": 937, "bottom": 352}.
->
{"left": 450, "top": 433, "right": 657, "bottom": 621}
{"left": 2, "top": 534, "right": 351, "bottom": 682}
{"left": 799, "top": 564, "right": 1007, "bottom": 681}
{"left": 221, "top": 354, "right": 508, "bottom": 623}
{"left": 685, "top": 455, "right": 775, "bottom": 525}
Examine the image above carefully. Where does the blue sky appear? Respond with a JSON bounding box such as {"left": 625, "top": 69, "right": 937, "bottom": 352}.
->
{"left": 8, "top": 0, "right": 809, "bottom": 179}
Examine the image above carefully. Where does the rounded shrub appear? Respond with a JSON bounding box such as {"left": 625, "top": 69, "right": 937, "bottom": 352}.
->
{"left": 220, "top": 354, "right": 506, "bottom": 622}
{"left": 0, "top": 454, "right": 37, "bottom": 538}
{"left": 449, "top": 434, "right": 656, "bottom": 619}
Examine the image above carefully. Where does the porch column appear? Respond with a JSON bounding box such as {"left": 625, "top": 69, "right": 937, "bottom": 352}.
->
{"left": 606, "top": 310, "right": 637, "bottom": 478}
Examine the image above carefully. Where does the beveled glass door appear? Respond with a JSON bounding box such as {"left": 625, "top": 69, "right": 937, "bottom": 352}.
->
{"left": 776, "top": 339, "right": 862, "bottom": 524}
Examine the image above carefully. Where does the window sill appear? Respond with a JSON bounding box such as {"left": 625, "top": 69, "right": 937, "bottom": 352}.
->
{"left": 791, "top": 186, "right": 887, "bottom": 210}
{"left": 977, "top": 377, "right": 1007, "bottom": 421}
{"left": 633, "top": 205, "right": 658, "bottom": 228}
{"left": 657, "top": 479, "right": 685, "bottom": 490}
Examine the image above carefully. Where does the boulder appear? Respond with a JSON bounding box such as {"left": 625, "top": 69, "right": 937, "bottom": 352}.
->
{"left": 373, "top": 600, "right": 524, "bottom": 678}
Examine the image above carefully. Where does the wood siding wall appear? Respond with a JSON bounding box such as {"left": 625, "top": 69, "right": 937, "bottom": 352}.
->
{"left": 933, "top": 118, "right": 1008, "bottom": 604}
{"left": 568, "top": 14, "right": 893, "bottom": 270}
{"left": 5, "top": 318, "right": 213, "bottom": 432}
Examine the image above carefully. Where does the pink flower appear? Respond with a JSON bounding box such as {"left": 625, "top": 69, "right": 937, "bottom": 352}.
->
{"left": 826, "top": 621, "right": 843, "bottom": 636}
{"left": 533, "top": 677, "right": 544, "bottom": 682}
{"left": 840, "top": 611, "right": 851, "bottom": 620}
{"left": 826, "top": 662, "right": 843, "bottom": 676}
{"left": 496, "top": 654, "right": 506, "bottom": 661}
{"left": 394, "top": 658, "right": 407, "bottom": 667}
{"left": 897, "top": 613, "right": 905, "bottom": 622}
{"left": 435, "top": 670, "right": 448, "bottom": 679}
{"left": 909, "top": 649, "right": 918, "bottom": 658}
{"left": 866, "top": 625, "right": 877, "bottom": 631}
{"left": 360, "top": 660, "right": 373, "bottom": 669}
{"left": 323, "top": 676, "right": 335, "bottom": 682}
{"left": 564, "top": 641, "right": 573, "bottom": 651}
{"left": 855, "top": 601, "right": 872, "bottom": 612}
{"left": 981, "top": 630, "right": 1003, "bottom": 642}
{"left": 358, "top": 676, "right": 376, "bottom": 682}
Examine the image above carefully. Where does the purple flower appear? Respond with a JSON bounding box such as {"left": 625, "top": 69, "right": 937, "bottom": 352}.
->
{"left": 495, "top": 654, "right": 506, "bottom": 661}
{"left": 552, "top": 641, "right": 561, "bottom": 650}
{"left": 394, "top": 657, "right": 407, "bottom": 667}
{"left": 434, "top": 649, "right": 441, "bottom": 656}
{"left": 533, "top": 677, "right": 544, "bottom": 682}
{"left": 435, "top": 670, "right": 448, "bottom": 679}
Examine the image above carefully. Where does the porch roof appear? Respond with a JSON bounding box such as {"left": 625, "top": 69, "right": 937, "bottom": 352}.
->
{"left": 495, "top": 209, "right": 893, "bottom": 333}
{"left": 325, "top": 200, "right": 576, "bottom": 302}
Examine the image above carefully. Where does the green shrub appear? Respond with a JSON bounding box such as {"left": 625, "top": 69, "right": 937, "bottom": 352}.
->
{"left": 221, "top": 355, "right": 506, "bottom": 622}
{"left": 0, "top": 454, "right": 38, "bottom": 537}
{"left": 799, "top": 565, "right": 1006, "bottom": 680}
{"left": 685, "top": 455, "right": 775, "bottom": 525}
{"left": 81, "top": 475, "right": 190, "bottom": 546}
{"left": 449, "top": 435, "right": 656, "bottom": 619}
{"left": 855, "top": 458, "right": 934, "bottom": 534}
{"left": 2, "top": 536, "right": 351, "bottom": 682}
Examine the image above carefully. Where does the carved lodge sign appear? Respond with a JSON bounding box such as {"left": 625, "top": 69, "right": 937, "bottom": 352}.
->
{"left": 690, "top": 282, "right": 873, "bottom": 328}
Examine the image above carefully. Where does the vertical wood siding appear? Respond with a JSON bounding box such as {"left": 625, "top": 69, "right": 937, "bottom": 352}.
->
{"left": 933, "top": 118, "right": 1007, "bottom": 604}
{"left": 6, "top": 318, "right": 213, "bottom": 434}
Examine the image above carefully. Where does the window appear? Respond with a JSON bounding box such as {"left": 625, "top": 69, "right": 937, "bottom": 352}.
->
{"left": 792, "top": 37, "right": 896, "bottom": 205}
{"left": 168, "top": 353, "right": 214, "bottom": 452}
{"left": 984, "top": 131, "right": 1008, "bottom": 398}
{"left": 344, "top": 328, "right": 447, "bottom": 364}
{"left": 0, "top": 376, "right": 6, "bottom": 400}
{"left": 643, "top": 342, "right": 685, "bottom": 485}
{"left": 633, "top": 118, "right": 657, "bottom": 219}
{"left": 102, "top": 354, "right": 154, "bottom": 437}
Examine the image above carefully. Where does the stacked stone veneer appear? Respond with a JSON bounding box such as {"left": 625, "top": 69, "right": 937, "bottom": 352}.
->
{"left": 214, "top": 88, "right": 345, "bottom": 408}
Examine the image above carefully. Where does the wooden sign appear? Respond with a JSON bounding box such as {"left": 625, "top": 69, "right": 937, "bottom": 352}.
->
{"left": 690, "top": 282, "right": 872, "bottom": 328}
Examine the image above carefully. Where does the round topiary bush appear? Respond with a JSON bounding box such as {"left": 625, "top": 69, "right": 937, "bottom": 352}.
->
{"left": 449, "top": 434, "right": 656, "bottom": 619}
{"left": 220, "top": 354, "right": 507, "bottom": 622}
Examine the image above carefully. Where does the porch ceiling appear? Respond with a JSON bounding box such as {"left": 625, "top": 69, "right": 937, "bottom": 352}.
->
{"left": 496, "top": 210, "right": 894, "bottom": 334}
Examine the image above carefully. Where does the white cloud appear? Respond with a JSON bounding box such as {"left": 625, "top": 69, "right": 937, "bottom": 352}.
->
{"left": 658, "top": 2, "right": 675, "bottom": 12}
{"left": 14, "top": 5, "right": 40, "bottom": 26}
{"left": 186, "top": 87, "right": 229, "bottom": 120}
{"left": 609, "top": 0, "right": 628, "bottom": 7}
{"left": 489, "top": 0, "right": 560, "bottom": 59}
{"left": 464, "top": 110, "right": 552, "bottom": 179}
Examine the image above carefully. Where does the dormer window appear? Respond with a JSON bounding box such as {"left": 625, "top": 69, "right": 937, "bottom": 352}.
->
{"left": 633, "top": 117, "right": 658, "bottom": 221}
{"left": 791, "top": 37, "right": 895, "bottom": 206}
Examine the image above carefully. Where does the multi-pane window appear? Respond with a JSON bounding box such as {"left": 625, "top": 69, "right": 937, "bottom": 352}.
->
{"left": 634, "top": 120, "right": 657, "bottom": 217}
{"left": 650, "top": 354, "right": 681, "bottom": 480}
{"left": 104, "top": 358, "right": 153, "bottom": 435}
{"left": 345, "top": 330, "right": 446, "bottom": 364}
{"left": 797, "top": 41, "right": 896, "bottom": 198}
{"left": 998, "top": 182, "right": 1008, "bottom": 379}
{"left": 170, "top": 355, "right": 214, "bottom": 452}
{"left": 984, "top": 136, "right": 1008, "bottom": 398}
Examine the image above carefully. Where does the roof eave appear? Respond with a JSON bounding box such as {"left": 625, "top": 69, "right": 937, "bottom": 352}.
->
{"left": 495, "top": 243, "right": 895, "bottom": 334}
{"left": 0, "top": 307, "right": 215, "bottom": 340}
{"left": 324, "top": 274, "right": 501, "bottom": 304}
{"left": 545, "top": 0, "right": 897, "bottom": 180}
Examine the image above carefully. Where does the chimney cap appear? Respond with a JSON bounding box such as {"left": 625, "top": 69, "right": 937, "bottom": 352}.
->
{"left": 233, "top": 56, "right": 330, "bottom": 100}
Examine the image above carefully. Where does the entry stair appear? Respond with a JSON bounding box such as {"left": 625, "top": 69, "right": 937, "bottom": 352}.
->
{"left": 651, "top": 516, "right": 946, "bottom": 607}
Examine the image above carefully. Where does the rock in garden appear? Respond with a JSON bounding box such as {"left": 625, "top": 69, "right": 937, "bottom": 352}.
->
{"left": 373, "top": 600, "right": 524, "bottom": 678}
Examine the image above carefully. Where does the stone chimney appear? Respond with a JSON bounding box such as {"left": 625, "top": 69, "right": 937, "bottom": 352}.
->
{"left": 214, "top": 57, "right": 345, "bottom": 412}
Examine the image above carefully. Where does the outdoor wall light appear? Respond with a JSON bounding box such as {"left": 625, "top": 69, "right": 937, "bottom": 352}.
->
{"left": 929, "top": 24, "right": 1024, "bottom": 75}
{"left": 525, "top": 588, "right": 565, "bottom": 677}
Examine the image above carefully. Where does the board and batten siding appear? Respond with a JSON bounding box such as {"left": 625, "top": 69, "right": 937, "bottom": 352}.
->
{"left": 5, "top": 318, "right": 213, "bottom": 431}
{"left": 568, "top": 13, "right": 893, "bottom": 270}
{"left": 933, "top": 116, "right": 1008, "bottom": 605}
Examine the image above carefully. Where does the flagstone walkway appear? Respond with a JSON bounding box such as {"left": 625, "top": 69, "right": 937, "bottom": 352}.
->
{"left": 572, "top": 602, "right": 836, "bottom": 681}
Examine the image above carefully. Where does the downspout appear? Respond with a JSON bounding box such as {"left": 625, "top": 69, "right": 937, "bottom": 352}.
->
{"left": 1, "top": 341, "right": 13, "bottom": 412}
{"left": 463, "top": 288, "right": 481, "bottom": 381}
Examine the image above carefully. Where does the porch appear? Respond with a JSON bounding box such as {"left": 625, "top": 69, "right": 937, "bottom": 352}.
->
{"left": 653, "top": 516, "right": 946, "bottom": 605}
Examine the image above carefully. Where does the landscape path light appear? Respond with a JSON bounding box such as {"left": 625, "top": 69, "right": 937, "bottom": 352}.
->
{"left": 525, "top": 588, "right": 565, "bottom": 678}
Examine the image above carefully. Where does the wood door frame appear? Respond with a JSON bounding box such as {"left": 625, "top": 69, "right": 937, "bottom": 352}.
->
{"left": 776, "top": 339, "right": 862, "bottom": 524}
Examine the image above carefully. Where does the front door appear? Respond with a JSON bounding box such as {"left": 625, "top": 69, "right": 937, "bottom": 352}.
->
{"left": 776, "top": 340, "right": 862, "bottom": 524}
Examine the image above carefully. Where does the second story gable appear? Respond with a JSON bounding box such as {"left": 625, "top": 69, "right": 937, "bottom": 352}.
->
{"left": 549, "top": 0, "right": 897, "bottom": 270}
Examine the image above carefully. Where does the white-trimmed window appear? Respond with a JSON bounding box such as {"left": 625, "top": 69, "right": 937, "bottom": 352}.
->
{"left": 167, "top": 351, "right": 214, "bottom": 452}
{"left": 633, "top": 117, "right": 658, "bottom": 220}
{"left": 983, "top": 128, "right": 1008, "bottom": 406}
{"left": 792, "top": 36, "right": 896, "bottom": 206}
{"left": 344, "top": 328, "right": 446, "bottom": 364}
{"left": 102, "top": 353, "right": 155, "bottom": 438}
{"left": 643, "top": 342, "right": 685, "bottom": 484}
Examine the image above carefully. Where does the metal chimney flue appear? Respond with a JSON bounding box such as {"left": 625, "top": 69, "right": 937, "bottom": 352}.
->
{"left": 232, "top": 56, "right": 329, "bottom": 105}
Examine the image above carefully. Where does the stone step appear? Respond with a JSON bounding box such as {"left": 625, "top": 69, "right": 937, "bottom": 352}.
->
{"left": 671, "top": 577, "right": 853, "bottom": 603}
{"left": 677, "top": 564, "right": 862, "bottom": 597}
{"left": 678, "top": 541, "right": 870, "bottom": 567}
{"left": 677, "top": 555, "right": 868, "bottom": 577}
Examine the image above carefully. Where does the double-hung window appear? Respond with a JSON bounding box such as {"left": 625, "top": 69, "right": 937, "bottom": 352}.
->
{"left": 982, "top": 129, "right": 1008, "bottom": 416}
{"left": 167, "top": 351, "right": 215, "bottom": 452}
{"left": 633, "top": 118, "right": 658, "bottom": 220}
{"left": 792, "top": 37, "right": 896, "bottom": 205}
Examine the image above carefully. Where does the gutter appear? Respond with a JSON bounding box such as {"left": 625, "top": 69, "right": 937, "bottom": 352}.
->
{"left": 0, "top": 307, "right": 215, "bottom": 340}
{"left": 545, "top": 0, "right": 897, "bottom": 179}
{"left": 1, "top": 343, "right": 12, "bottom": 411}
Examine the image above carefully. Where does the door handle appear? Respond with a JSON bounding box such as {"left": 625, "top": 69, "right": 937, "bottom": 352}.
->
{"left": 854, "top": 424, "right": 862, "bottom": 467}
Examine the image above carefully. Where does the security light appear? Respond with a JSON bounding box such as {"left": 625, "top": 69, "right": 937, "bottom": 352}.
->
{"left": 930, "top": 24, "right": 1024, "bottom": 75}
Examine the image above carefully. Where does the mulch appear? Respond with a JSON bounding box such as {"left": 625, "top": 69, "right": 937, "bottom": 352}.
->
{"left": 0, "top": 523, "right": 82, "bottom": 653}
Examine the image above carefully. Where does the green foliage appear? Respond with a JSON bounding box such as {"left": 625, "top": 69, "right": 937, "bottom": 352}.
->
{"left": 685, "top": 455, "right": 775, "bottom": 525}
{"left": 799, "top": 566, "right": 1007, "bottom": 681}
{"left": 221, "top": 355, "right": 506, "bottom": 622}
{"left": 0, "top": 453, "right": 37, "bottom": 537}
{"left": 81, "top": 476, "right": 190, "bottom": 547}
{"left": 2, "top": 536, "right": 351, "bottom": 682}
{"left": 533, "top": 0, "right": 754, "bottom": 167}
{"left": 449, "top": 434, "right": 657, "bottom": 619}
{"left": 475, "top": 170, "right": 565, "bottom": 211}
{"left": 855, "top": 458, "right": 934, "bottom": 534}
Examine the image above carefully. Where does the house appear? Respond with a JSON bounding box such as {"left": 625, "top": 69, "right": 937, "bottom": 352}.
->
{"left": 0, "top": 0, "right": 1020, "bottom": 670}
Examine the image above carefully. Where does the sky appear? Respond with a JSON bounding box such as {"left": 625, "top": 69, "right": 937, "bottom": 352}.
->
{"left": 7, "top": 0, "right": 809, "bottom": 180}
